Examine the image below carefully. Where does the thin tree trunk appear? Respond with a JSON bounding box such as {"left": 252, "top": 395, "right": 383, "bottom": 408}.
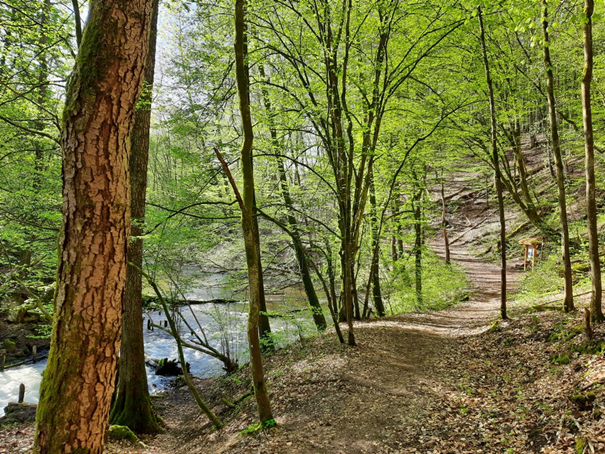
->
{"left": 369, "top": 173, "right": 385, "bottom": 316}
{"left": 440, "top": 171, "right": 451, "bottom": 265}
{"left": 259, "top": 65, "right": 327, "bottom": 330}
{"left": 144, "top": 272, "right": 222, "bottom": 427}
{"left": 109, "top": 0, "right": 161, "bottom": 434}
{"left": 33, "top": 0, "right": 50, "bottom": 191}
{"left": 581, "top": 0, "right": 603, "bottom": 322}
{"left": 413, "top": 185, "right": 423, "bottom": 309}
{"left": 478, "top": 6, "right": 507, "bottom": 320}
{"left": 71, "top": 0, "right": 82, "bottom": 47}
{"left": 542, "top": 0, "right": 574, "bottom": 312}
{"left": 33, "top": 1, "right": 153, "bottom": 452}
{"left": 234, "top": 0, "right": 273, "bottom": 423}
{"left": 253, "top": 208, "right": 273, "bottom": 350}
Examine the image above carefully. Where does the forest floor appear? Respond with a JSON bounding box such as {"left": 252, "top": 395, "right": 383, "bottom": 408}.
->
{"left": 5, "top": 240, "right": 604, "bottom": 453}
{"left": 97, "top": 242, "right": 602, "bottom": 454}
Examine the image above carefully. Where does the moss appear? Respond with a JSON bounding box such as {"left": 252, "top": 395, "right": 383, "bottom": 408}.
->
{"left": 569, "top": 392, "right": 596, "bottom": 410}
{"left": 575, "top": 436, "right": 588, "bottom": 453}
{"left": 3, "top": 338, "right": 17, "bottom": 353}
{"left": 61, "top": 4, "right": 105, "bottom": 128}
{"left": 572, "top": 340, "right": 605, "bottom": 355}
{"left": 107, "top": 425, "right": 138, "bottom": 442}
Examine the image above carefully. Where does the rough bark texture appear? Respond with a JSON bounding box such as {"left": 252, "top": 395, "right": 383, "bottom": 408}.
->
{"left": 32, "top": 1, "right": 153, "bottom": 453}
{"left": 235, "top": 0, "right": 274, "bottom": 423}
{"left": 478, "top": 6, "right": 507, "bottom": 320}
{"left": 542, "top": 0, "right": 574, "bottom": 312}
{"left": 581, "top": 0, "right": 603, "bottom": 323}
{"left": 109, "top": 0, "right": 161, "bottom": 434}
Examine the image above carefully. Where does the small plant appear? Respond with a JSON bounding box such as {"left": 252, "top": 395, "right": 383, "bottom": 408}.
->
{"left": 551, "top": 353, "right": 571, "bottom": 365}
{"left": 240, "top": 419, "right": 277, "bottom": 435}
{"left": 575, "top": 436, "right": 588, "bottom": 454}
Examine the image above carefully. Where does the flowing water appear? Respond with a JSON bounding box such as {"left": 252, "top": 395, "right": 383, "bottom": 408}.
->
{"left": 0, "top": 274, "right": 317, "bottom": 416}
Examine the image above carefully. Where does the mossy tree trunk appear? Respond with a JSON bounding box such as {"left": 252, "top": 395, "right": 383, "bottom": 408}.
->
{"left": 32, "top": 1, "right": 153, "bottom": 452}
{"left": 234, "top": 0, "right": 274, "bottom": 424}
{"left": 478, "top": 6, "right": 507, "bottom": 320}
{"left": 542, "top": 0, "right": 574, "bottom": 313}
{"left": 581, "top": 0, "right": 603, "bottom": 323}
{"left": 109, "top": 0, "right": 161, "bottom": 434}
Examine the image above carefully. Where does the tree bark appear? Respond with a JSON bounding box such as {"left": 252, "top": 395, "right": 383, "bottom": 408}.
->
{"left": 235, "top": 0, "right": 274, "bottom": 423}
{"left": 581, "top": 0, "right": 603, "bottom": 323}
{"left": 253, "top": 206, "right": 273, "bottom": 350}
{"left": 369, "top": 172, "right": 385, "bottom": 316}
{"left": 440, "top": 172, "right": 451, "bottom": 265}
{"left": 542, "top": 0, "right": 574, "bottom": 312}
{"left": 71, "top": 0, "right": 82, "bottom": 47}
{"left": 478, "top": 6, "right": 507, "bottom": 320}
{"left": 109, "top": 0, "right": 161, "bottom": 434}
{"left": 33, "top": 1, "right": 153, "bottom": 452}
{"left": 413, "top": 184, "right": 423, "bottom": 309}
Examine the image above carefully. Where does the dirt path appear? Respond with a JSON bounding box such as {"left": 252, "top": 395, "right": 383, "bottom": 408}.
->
{"left": 393, "top": 244, "right": 520, "bottom": 337}
{"left": 153, "top": 245, "right": 522, "bottom": 454}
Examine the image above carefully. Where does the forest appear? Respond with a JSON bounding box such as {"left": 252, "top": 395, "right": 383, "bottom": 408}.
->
{"left": 1, "top": 0, "right": 605, "bottom": 452}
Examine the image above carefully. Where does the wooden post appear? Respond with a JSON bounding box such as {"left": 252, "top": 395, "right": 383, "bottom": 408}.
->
{"left": 32, "top": 345, "right": 37, "bottom": 364}
{"left": 147, "top": 319, "right": 152, "bottom": 331}
{"left": 524, "top": 244, "right": 528, "bottom": 270}
{"left": 584, "top": 308, "right": 593, "bottom": 340}
{"left": 18, "top": 383, "right": 25, "bottom": 403}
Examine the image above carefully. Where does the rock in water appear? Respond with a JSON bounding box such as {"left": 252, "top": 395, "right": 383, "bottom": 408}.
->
{"left": 155, "top": 358, "right": 190, "bottom": 376}
{"left": 0, "top": 402, "right": 37, "bottom": 425}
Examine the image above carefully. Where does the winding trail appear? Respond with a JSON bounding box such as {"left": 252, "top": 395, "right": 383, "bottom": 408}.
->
{"left": 177, "top": 244, "right": 523, "bottom": 454}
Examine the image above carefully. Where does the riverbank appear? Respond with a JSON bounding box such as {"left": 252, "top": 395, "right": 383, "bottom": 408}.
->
{"left": 3, "top": 302, "right": 602, "bottom": 453}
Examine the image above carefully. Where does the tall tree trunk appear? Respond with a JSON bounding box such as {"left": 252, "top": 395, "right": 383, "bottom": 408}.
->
{"left": 582, "top": 0, "right": 603, "bottom": 323}
{"left": 413, "top": 185, "right": 423, "bottom": 309}
{"left": 253, "top": 207, "right": 273, "bottom": 350}
{"left": 440, "top": 171, "right": 450, "bottom": 265}
{"left": 542, "top": 0, "right": 574, "bottom": 312}
{"left": 369, "top": 173, "right": 385, "bottom": 316}
{"left": 109, "top": 0, "right": 161, "bottom": 434}
{"left": 234, "top": 0, "right": 273, "bottom": 423}
{"left": 32, "top": 0, "right": 50, "bottom": 191}
{"left": 479, "top": 6, "right": 507, "bottom": 319}
{"left": 258, "top": 65, "right": 327, "bottom": 331}
{"left": 33, "top": 1, "right": 153, "bottom": 452}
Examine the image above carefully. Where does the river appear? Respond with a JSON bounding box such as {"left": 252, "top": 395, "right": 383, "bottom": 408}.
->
{"left": 0, "top": 273, "right": 318, "bottom": 416}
